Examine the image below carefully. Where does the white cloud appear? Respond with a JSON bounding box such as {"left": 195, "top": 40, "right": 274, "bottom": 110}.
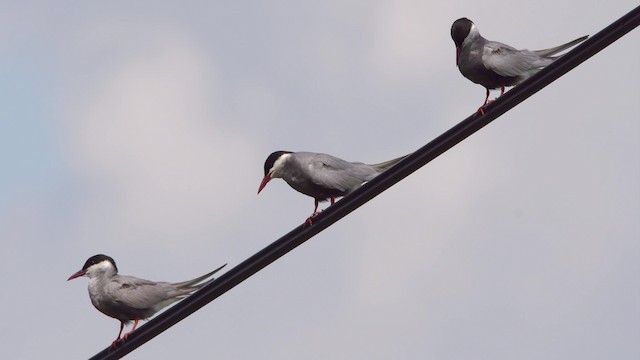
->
{"left": 1, "top": 2, "right": 638, "bottom": 359}
{"left": 60, "top": 24, "right": 261, "bottom": 250}
{"left": 371, "top": 0, "right": 453, "bottom": 77}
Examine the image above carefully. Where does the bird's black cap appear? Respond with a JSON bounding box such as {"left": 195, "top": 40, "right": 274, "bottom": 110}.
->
{"left": 82, "top": 254, "right": 117, "bottom": 272}
{"left": 264, "top": 151, "right": 292, "bottom": 176}
{"left": 451, "top": 18, "right": 474, "bottom": 47}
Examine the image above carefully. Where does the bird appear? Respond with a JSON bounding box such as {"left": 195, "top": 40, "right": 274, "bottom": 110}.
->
{"left": 257, "top": 151, "right": 409, "bottom": 225}
{"left": 67, "top": 254, "right": 227, "bottom": 349}
{"left": 451, "top": 17, "right": 588, "bottom": 114}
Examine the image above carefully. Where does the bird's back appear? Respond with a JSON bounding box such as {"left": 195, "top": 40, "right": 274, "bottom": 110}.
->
{"left": 467, "top": 36, "right": 586, "bottom": 89}
{"left": 90, "top": 275, "right": 192, "bottom": 323}
{"left": 482, "top": 41, "right": 547, "bottom": 84}
{"left": 458, "top": 36, "right": 522, "bottom": 89}
{"left": 285, "top": 152, "right": 380, "bottom": 200}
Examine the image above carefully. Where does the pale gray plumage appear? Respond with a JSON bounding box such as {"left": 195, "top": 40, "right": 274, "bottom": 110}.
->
{"left": 479, "top": 35, "right": 586, "bottom": 80}
{"left": 282, "top": 152, "right": 393, "bottom": 197}
{"left": 258, "top": 151, "right": 409, "bottom": 223}
{"left": 68, "top": 254, "right": 226, "bottom": 347}
{"left": 451, "top": 17, "right": 588, "bottom": 109}
{"left": 89, "top": 266, "right": 220, "bottom": 322}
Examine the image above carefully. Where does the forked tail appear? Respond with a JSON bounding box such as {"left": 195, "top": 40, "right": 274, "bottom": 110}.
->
{"left": 173, "top": 263, "right": 227, "bottom": 290}
{"left": 535, "top": 35, "right": 589, "bottom": 57}
{"left": 371, "top": 153, "right": 411, "bottom": 172}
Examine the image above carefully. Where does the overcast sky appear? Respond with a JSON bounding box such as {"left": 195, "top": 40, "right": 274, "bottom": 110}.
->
{"left": 1, "top": 1, "right": 638, "bottom": 359}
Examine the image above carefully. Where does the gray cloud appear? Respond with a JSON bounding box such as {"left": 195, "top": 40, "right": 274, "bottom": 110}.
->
{"left": 0, "top": 1, "right": 638, "bottom": 359}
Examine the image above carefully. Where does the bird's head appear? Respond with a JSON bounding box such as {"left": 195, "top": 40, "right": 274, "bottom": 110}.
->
{"left": 258, "top": 151, "right": 292, "bottom": 194}
{"left": 451, "top": 17, "right": 477, "bottom": 63}
{"left": 67, "top": 254, "right": 118, "bottom": 281}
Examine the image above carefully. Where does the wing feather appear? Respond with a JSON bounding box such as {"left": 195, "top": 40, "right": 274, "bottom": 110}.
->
{"left": 107, "top": 276, "right": 186, "bottom": 312}
{"left": 302, "top": 154, "right": 378, "bottom": 194}
{"left": 482, "top": 41, "right": 549, "bottom": 78}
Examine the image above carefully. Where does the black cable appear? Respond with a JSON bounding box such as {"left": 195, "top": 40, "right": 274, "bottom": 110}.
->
{"left": 89, "top": 6, "right": 640, "bottom": 359}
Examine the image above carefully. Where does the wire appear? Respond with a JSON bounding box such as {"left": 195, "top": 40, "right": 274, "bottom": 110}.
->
{"left": 89, "top": 5, "right": 640, "bottom": 360}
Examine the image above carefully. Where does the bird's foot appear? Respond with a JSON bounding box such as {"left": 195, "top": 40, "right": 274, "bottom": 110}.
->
{"left": 476, "top": 99, "right": 495, "bottom": 116}
{"left": 110, "top": 339, "right": 121, "bottom": 350}
{"left": 119, "top": 319, "right": 138, "bottom": 344}
{"left": 122, "top": 332, "right": 133, "bottom": 342}
{"left": 303, "top": 212, "right": 321, "bottom": 227}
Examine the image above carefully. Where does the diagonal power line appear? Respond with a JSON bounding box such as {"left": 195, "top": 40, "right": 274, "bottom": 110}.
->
{"left": 90, "top": 5, "right": 640, "bottom": 359}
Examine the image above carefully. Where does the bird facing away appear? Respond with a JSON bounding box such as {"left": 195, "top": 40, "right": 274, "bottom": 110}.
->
{"left": 258, "top": 151, "right": 409, "bottom": 225}
{"left": 67, "top": 254, "right": 227, "bottom": 349}
{"left": 451, "top": 17, "right": 588, "bottom": 114}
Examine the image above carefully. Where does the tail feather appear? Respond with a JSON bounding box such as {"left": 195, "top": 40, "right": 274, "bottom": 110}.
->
{"left": 534, "top": 35, "right": 588, "bottom": 57}
{"left": 370, "top": 153, "right": 411, "bottom": 172}
{"left": 173, "top": 263, "right": 227, "bottom": 290}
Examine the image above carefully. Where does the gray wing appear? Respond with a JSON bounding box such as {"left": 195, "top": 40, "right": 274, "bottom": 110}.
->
{"left": 106, "top": 275, "right": 188, "bottom": 312}
{"left": 482, "top": 41, "right": 551, "bottom": 78}
{"left": 298, "top": 153, "right": 379, "bottom": 194}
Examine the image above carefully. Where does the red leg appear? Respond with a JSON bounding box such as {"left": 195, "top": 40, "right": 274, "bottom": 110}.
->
{"left": 117, "top": 322, "right": 124, "bottom": 340}
{"left": 330, "top": 197, "right": 335, "bottom": 205}
{"left": 110, "top": 322, "right": 125, "bottom": 349}
{"left": 477, "top": 88, "right": 492, "bottom": 115}
{"left": 500, "top": 86, "right": 505, "bottom": 96}
{"left": 304, "top": 200, "right": 321, "bottom": 226}
{"left": 122, "top": 319, "right": 139, "bottom": 342}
